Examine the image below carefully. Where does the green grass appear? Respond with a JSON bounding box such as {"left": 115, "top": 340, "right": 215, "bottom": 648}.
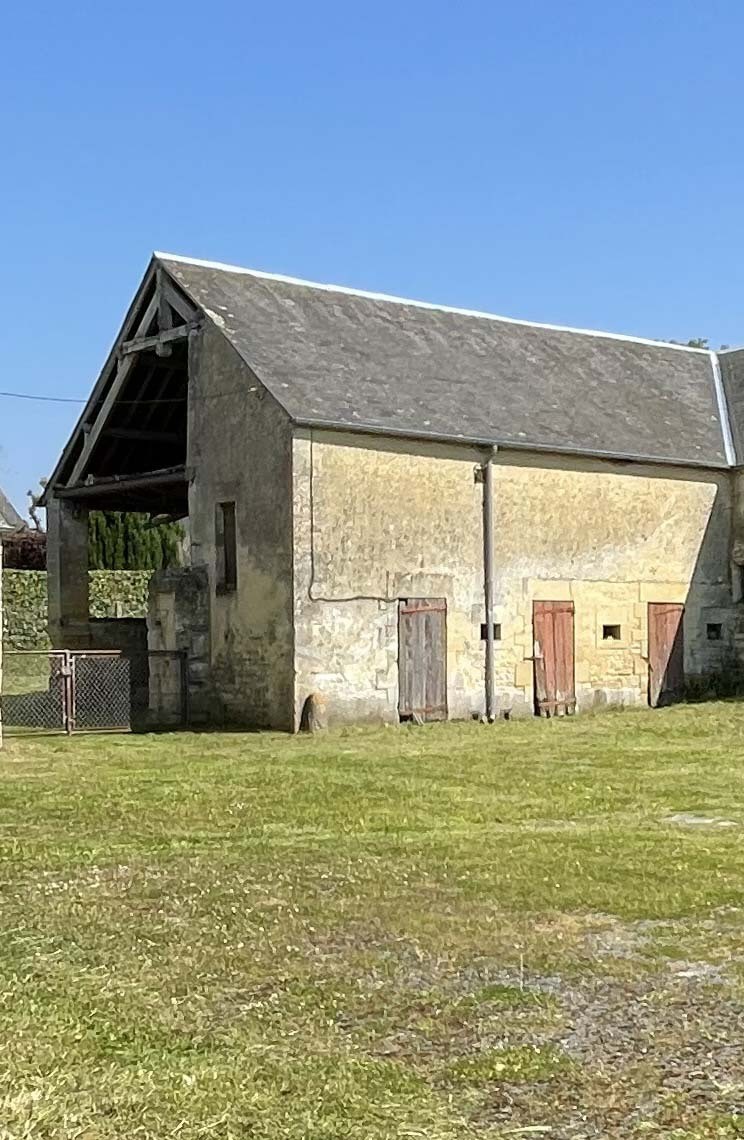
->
{"left": 2, "top": 651, "right": 56, "bottom": 697}
{"left": 3, "top": 705, "right": 744, "bottom": 1137}
{"left": 444, "top": 1044, "right": 572, "bottom": 1084}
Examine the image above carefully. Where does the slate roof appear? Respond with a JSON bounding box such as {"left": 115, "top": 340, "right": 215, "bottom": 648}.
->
{"left": 156, "top": 255, "right": 733, "bottom": 468}
{"left": 0, "top": 487, "right": 25, "bottom": 530}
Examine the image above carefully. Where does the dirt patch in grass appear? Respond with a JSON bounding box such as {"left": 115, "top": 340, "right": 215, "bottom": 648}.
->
{"left": 282, "top": 914, "right": 744, "bottom": 1136}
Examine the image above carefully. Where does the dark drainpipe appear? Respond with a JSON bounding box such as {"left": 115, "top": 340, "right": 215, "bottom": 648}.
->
{"left": 481, "top": 445, "right": 498, "bottom": 721}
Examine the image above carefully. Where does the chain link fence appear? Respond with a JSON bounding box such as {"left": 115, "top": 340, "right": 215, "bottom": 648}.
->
{"left": 2, "top": 650, "right": 187, "bottom": 735}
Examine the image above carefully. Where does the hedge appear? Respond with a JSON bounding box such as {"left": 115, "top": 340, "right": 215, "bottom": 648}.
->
{"left": 2, "top": 570, "right": 152, "bottom": 649}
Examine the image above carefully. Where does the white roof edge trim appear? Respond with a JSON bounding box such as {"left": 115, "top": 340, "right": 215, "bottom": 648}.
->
{"left": 715, "top": 346, "right": 744, "bottom": 355}
{"left": 154, "top": 251, "right": 712, "bottom": 355}
{"left": 710, "top": 351, "right": 737, "bottom": 466}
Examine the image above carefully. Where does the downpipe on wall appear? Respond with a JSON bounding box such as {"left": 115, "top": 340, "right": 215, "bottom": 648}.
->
{"left": 479, "top": 445, "right": 498, "bottom": 722}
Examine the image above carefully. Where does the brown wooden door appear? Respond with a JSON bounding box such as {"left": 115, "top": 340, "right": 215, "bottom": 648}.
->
{"left": 533, "top": 601, "right": 576, "bottom": 716}
{"left": 648, "top": 603, "right": 684, "bottom": 707}
{"left": 398, "top": 599, "right": 447, "bottom": 721}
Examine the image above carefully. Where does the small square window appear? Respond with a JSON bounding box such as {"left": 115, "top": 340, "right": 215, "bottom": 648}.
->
{"left": 707, "top": 622, "right": 723, "bottom": 641}
{"left": 602, "top": 624, "right": 622, "bottom": 641}
{"left": 480, "top": 622, "right": 502, "bottom": 641}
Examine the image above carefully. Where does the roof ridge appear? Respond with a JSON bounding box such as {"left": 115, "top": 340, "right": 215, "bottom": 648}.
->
{"left": 154, "top": 251, "right": 713, "bottom": 356}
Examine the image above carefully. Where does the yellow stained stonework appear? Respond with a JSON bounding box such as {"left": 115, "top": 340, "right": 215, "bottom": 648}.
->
{"left": 292, "top": 430, "right": 736, "bottom": 726}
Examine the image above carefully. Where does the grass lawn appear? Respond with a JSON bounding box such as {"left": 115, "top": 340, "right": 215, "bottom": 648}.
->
{"left": 3, "top": 706, "right": 744, "bottom": 1138}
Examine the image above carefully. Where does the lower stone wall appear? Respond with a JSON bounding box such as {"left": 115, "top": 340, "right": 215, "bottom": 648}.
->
{"left": 147, "top": 567, "right": 210, "bottom": 724}
{"left": 89, "top": 618, "right": 147, "bottom": 655}
{"left": 3, "top": 570, "right": 152, "bottom": 648}
{"left": 294, "top": 575, "right": 738, "bottom": 723}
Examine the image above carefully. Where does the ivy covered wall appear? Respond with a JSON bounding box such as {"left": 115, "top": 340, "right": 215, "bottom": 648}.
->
{"left": 3, "top": 570, "right": 152, "bottom": 649}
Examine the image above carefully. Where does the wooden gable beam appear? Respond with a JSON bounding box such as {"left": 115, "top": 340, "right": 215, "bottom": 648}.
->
{"left": 41, "top": 263, "right": 157, "bottom": 500}
{"left": 155, "top": 266, "right": 173, "bottom": 356}
{"left": 157, "top": 266, "right": 173, "bottom": 335}
{"left": 119, "top": 271, "right": 198, "bottom": 358}
{"left": 161, "top": 273, "right": 196, "bottom": 323}
{"left": 152, "top": 266, "right": 198, "bottom": 355}
{"left": 65, "top": 291, "right": 160, "bottom": 486}
{"left": 119, "top": 322, "right": 196, "bottom": 357}
{"left": 45, "top": 259, "right": 200, "bottom": 499}
{"left": 58, "top": 465, "right": 189, "bottom": 499}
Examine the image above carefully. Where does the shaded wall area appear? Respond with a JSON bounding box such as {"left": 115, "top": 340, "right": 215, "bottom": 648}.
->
{"left": 186, "top": 324, "right": 295, "bottom": 729}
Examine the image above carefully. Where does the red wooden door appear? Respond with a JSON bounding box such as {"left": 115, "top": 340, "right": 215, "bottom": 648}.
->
{"left": 533, "top": 601, "right": 576, "bottom": 716}
{"left": 398, "top": 599, "right": 447, "bottom": 721}
{"left": 648, "top": 603, "right": 684, "bottom": 707}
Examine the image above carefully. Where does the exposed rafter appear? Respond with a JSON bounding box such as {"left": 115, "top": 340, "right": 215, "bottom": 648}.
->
{"left": 161, "top": 275, "right": 197, "bottom": 323}
{"left": 102, "top": 427, "right": 183, "bottom": 445}
{"left": 63, "top": 268, "right": 199, "bottom": 489}
{"left": 57, "top": 465, "right": 190, "bottom": 499}
{"left": 40, "top": 265, "right": 153, "bottom": 502}
{"left": 151, "top": 265, "right": 199, "bottom": 356}
{"left": 156, "top": 265, "right": 173, "bottom": 351}
{"left": 119, "top": 323, "right": 196, "bottom": 357}
{"left": 66, "top": 292, "right": 160, "bottom": 486}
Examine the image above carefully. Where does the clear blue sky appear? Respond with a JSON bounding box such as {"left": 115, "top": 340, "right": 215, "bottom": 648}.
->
{"left": 2, "top": 0, "right": 743, "bottom": 518}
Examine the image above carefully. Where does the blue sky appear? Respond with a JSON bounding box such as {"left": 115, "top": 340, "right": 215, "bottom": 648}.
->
{"left": 2, "top": 0, "right": 744, "bottom": 517}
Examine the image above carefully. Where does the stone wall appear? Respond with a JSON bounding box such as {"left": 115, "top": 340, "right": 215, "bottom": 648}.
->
{"left": 293, "top": 429, "right": 737, "bottom": 725}
{"left": 292, "top": 431, "right": 482, "bottom": 726}
{"left": 3, "top": 570, "right": 152, "bottom": 648}
{"left": 489, "top": 454, "right": 733, "bottom": 713}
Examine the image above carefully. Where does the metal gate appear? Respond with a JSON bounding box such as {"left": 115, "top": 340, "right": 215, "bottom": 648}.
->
{"left": 2, "top": 649, "right": 188, "bottom": 735}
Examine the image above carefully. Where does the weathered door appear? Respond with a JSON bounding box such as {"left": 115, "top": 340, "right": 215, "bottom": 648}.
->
{"left": 398, "top": 599, "right": 447, "bottom": 721}
{"left": 532, "top": 600, "right": 576, "bottom": 716}
{"left": 648, "top": 603, "right": 684, "bottom": 707}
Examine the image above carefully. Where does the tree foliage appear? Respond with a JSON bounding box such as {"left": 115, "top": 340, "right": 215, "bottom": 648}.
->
{"left": 88, "top": 512, "right": 183, "bottom": 571}
{"left": 672, "top": 338, "right": 730, "bottom": 350}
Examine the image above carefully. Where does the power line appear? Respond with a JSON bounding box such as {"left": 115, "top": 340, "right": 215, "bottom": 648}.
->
{"left": 0, "top": 388, "right": 262, "bottom": 407}
{"left": 0, "top": 389, "right": 186, "bottom": 406}
{"left": 0, "top": 390, "right": 85, "bottom": 404}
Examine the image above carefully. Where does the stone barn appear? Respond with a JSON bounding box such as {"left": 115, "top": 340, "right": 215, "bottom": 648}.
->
{"left": 40, "top": 253, "right": 744, "bottom": 729}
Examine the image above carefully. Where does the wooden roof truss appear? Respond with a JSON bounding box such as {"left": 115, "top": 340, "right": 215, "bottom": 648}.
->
{"left": 45, "top": 263, "right": 200, "bottom": 514}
